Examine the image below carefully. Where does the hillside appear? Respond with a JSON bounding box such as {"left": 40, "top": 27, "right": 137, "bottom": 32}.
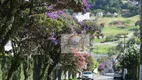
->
{"left": 88, "top": 0, "right": 139, "bottom": 17}
{"left": 92, "top": 15, "right": 139, "bottom": 54}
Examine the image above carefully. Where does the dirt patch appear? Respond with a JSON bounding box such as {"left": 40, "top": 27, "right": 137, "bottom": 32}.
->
{"left": 109, "top": 21, "right": 126, "bottom": 26}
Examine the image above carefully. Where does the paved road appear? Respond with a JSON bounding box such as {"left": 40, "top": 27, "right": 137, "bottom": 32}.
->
{"left": 77, "top": 73, "right": 114, "bottom": 80}
{"left": 94, "top": 41, "right": 118, "bottom": 46}
{"left": 93, "top": 31, "right": 134, "bottom": 47}
{"left": 93, "top": 73, "right": 114, "bottom": 80}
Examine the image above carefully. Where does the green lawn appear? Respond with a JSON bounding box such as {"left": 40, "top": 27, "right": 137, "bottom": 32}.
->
{"left": 102, "top": 26, "right": 128, "bottom": 36}
{"left": 94, "top": 15, "right": 139, "bottom": 26}
{"left": 92, "top": 44, "right": 113, "bottom": 54}
{"left": 92, "top": 15, "right": 139, "bottom": 54}
{"left": 93, "top": 38, "right": 105, "bottom": 43}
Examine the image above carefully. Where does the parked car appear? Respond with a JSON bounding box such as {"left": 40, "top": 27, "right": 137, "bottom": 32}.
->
{"left": 82, "top": 71, "right": 93, "bottom": 80}
{"left": 113, "top": 72, "right": 123, "bottom": 80}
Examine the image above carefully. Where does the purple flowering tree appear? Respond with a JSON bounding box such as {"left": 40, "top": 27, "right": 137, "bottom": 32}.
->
{"left": 0, "top": 0, "right": 93, "bottom": 80}
{"left": 0, "top": 0, "right": 88, "bottom": 53}
{"left": 83, "top": 0, "right": 91, "bottom": 12}
{"left": 0, "top": 0, "right": 103, "bottom": 80}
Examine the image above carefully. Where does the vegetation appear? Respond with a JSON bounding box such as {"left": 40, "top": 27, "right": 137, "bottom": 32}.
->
{"left": 112, "top": 37, "right": 140, "bottom": 80}
{"left": 119, "top": 45, "right": 140, "bottom": 80}
{"left": 89, "top": 0, "right": 122, "bottom": 13}
{"left": 0, "top": 0, "right": 140, "bottom": 80}
{"left": 95, "top": 15, "right": 139, "bottom": 25}
{"left": 0, "top": 0, "right": 97, "bottom": 80}
{"left": 92, "top": 44, "right": 114, "bottom": 54}
{"left": 88, "top": 0, "right": 139, "bottom": 17}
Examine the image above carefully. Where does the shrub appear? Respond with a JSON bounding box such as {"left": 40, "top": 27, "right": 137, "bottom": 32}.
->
{"left": 105, "top": 35, "right": 116, "bottom": 42}
{"left": 119, "top": 45, "right": 140, "bottom": 80}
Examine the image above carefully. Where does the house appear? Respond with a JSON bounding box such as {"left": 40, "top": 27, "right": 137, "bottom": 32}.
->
{"left": 106, "top": 12, "right": 118, "bottom": 17}
{"left": 96, "top": 12, "right": 103, "bottom": 17}
{"left": 122, "top": 9, "right": 130, "bottom": 15}
{"left": 113, "top": 13, "right": 118, "bottom": 17}
{"left": 73, "top": 12, "right": 91, "bottom": 22}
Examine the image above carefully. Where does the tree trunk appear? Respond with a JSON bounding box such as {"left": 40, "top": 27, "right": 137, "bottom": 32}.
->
{"left": 46, "top": 64, "right": 56, "bottom": 80}
{"left": 23, "top": 58, "right": 31, "bottom": 80}
{"left": 128, "top": 68, "right": 137, "bottom": 80}
{"left": 7, "top": 69, "right": 13, "bottom": 80}
{"left": 39, "top": 63, "right": 48, "bottom": 80}
{"left": 7, "top": 56, "right": 21, "bottom": 80}
{"left": 33, "top": 56, "right": 42, "bottom": 80}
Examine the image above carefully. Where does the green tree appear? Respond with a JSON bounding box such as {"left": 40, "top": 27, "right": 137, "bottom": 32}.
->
{"left": 0, "top": 1, "right": 88, "bottom": 80}
{"left": 0, "top": 0, "right": 85, "bottom": 52}
{"left": 119, "top": 45, "right": 140, "bottom": 80}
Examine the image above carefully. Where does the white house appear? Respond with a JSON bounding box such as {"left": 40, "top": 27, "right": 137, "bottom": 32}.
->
{"left": 113, "top": 13, "right": 118, "bottom": 17}
{"left": 96, "top": 12, "right": 103, "bottom": 17}
{"left": 106, "top": 12, "right": 118, "bottom": 17}
{"left": 73, "top": 12, "right": 91, "bottom": 22}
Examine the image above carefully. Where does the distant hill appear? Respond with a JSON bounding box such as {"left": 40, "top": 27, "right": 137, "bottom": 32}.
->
{"left": 88, "top": 0, "right": 139, "bottom": 17}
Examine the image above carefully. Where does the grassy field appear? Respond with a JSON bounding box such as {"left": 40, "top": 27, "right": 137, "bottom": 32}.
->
{"left": 93, "top": 25, "right": 139, "bottom": 42}
{"left": 95, "top": 15, "right": 139, "bottom": 26}
{"left": 92, "top": 15, "right": 139, "bottom": 54}
{"left": 92, "top": 25, "right": 139, "bottom": 53}
{"left": 92, "top": 44, "right": 113, "bottom": 54}
{"left": 102, "top": 26, "right": 127, "bottom": 36}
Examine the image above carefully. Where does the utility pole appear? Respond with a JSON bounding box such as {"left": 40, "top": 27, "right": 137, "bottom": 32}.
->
{"left": 123, "top": 34, "right": 126, "bottom": 53}
{"left": 140, "top": 0, "right": 142, "bottom": 80}
{"left": 119, "top": 34, "right": 127, "bottom": 53}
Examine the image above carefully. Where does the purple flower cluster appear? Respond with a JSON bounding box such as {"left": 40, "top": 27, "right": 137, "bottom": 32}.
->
{"left": 81, "top": 26, "right": 88, "bottom": 31}
{"left": 72, "top": 25, "right": 76, "bottom": 28}
{"left": 75, "top": 29, "right": 82, "bottom": 34}
{"left": 45, "top": 10, "right": 66, "bottom": 19}
{"left": 57, "top": 10, "right": 65, "bottom": 15}
{"left": 83, "top": 0, "right": 90, "bottom": 12}
{"left": 48, "top": 32, "right": 59, "bottom": 45}
{"left": 46, "top": 12, "right": 58, "bottom": 19}
{"left": 98, "top": 63, "right": 105, "bottom": 70}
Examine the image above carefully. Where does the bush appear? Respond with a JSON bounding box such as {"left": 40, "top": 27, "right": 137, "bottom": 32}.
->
{"left": 122, "top": 20, "right": 131, "bottom": 25}
{"left": 119, "top": 45, "right": 140, "bottom": 80}
{"left": 105, "top": 35, "right": 117, "bottom": 42}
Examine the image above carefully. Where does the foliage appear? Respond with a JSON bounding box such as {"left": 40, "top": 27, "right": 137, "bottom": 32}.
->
{"left": 119, "top": 45, "right": 140, "bottom": 68}
{"left": 107, "top": 47, "right": 119, "bottom": 56}
{"left": 0, "top": 0, "right": 88, "bottom": 51}
{"left": 126, "top": 38, "right": 140, "bottom": 47}
{"left": 98, "top": 63, "right": 105, "bottom": 71}
{"left": 89, "top": 0, "right": 122, "bottom": 13}
{"left": 97, "top": 56, "right": 109, "bottom": 63}
{"left": 0, "top": 0, "right": 94, "bottom": 80}
{"left": 105, "top": 35, "right": 117, "bottom": 42}
{"left": 85, "top": 55, "right": 97, "bottom": 71}
{"left": 118, "top": 45, "right": 140, "bottom": 79}
{"left": 61, "top": 48, "right": 87, "bottom": 73}
{"left": 114, "top": 37, "right": 140, "bottom": 79}
{"left": 88, "top": 0, "right": 139, "bottom": 16}
{"left": 121, "top": 3, "right": 139, "bottom": 17}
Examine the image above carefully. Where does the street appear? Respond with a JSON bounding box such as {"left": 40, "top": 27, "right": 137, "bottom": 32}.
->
{"left": 93, "top": 73, "right": 114, "bottom": 80}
